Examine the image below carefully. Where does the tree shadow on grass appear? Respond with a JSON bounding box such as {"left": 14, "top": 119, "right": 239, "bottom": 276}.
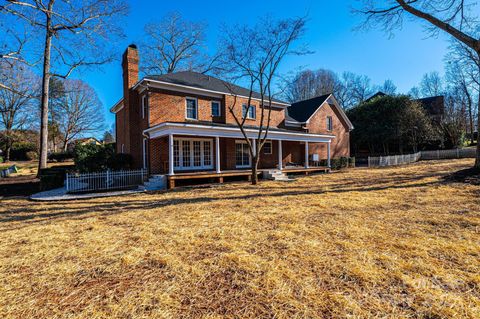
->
{"left": 0, "top": 176, "right": 441, "bottom": 231}
{"left": 442, "top": 167, "right": 480, "bottom": 186}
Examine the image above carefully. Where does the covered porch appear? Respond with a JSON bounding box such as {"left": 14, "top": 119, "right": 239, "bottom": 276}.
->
{"left": 143, "top": 122, "right": 334, "bottom": 188}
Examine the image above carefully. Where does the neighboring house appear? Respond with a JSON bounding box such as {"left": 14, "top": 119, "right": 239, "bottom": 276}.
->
{"left": 67, "top": 137, "right": 102, "bottom": 152}
{"left": 111, "top": 45, "right": 353, "bottom": 186}
{"left": 367, "top": 91, "right": 445, "bottom": 122}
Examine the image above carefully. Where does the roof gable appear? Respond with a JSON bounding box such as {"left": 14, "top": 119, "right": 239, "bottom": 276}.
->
{"left": 287, "top": 94, "right": 331, "bottom": 122}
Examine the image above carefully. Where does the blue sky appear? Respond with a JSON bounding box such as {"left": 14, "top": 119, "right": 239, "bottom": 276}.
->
{"left": 76, "top": 0, "right": 451, "bottom": 131}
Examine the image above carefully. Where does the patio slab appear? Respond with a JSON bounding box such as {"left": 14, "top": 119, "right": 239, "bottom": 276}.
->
{"left": 30, "top": 186, "right": 146, "bottom": 201}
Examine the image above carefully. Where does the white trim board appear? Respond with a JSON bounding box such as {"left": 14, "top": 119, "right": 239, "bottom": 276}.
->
{"left": 144, "top": 122, "right": 334, "bottom": 143}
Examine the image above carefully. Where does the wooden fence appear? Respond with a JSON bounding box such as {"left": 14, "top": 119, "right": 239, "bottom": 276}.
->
{"left": 368, "top": 148, "right": 476, "bottom": 167}
{"left": 65, "top": 169, "right": 148, "bottom": 193}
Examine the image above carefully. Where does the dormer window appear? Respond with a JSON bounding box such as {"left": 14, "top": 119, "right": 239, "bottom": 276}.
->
{"left": 186, "top": 97, "right": 198, "bottom": 120}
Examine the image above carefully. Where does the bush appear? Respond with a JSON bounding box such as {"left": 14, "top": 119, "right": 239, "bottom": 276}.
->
{"left": 10, "top": 142, "right": 38, "bottom": 161}
{"left": 26, "top": 151, "right": 38, "bottom": 161}
{"left": 348, "top": 157, "right": 356, "bottom": 168}
{"left": 74, "top": 144, "right": 132, "bottom": 172}
{"left": 48, "top": 151, "right": 74, "bottom": 162}
{"left": 39, "top": 166, "right": 71, "bottom": 191}
{"left": 0, "top": 156, "right": 3, "bottom": 163}
{"left": 320, "top": 157, "right": 354, "bottom": 170}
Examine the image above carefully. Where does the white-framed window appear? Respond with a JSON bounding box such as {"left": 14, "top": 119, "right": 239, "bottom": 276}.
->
{"left": 263, "top": 141, "right": 272, "bottom": 155}
{"left": 173, "top": 138, "right": 214, "bottom": 170}
{"left": 327, "top": 116, "right": 333, "bottom": 131}
{"left": 186, "top": 97, "right": 198, "bottom": 120}
{"left": 235, "top": 140, "right": 251, "bottom": 168}
{"left": 242, "top": 104, "right": 256, "bottom": 119}
{"left": 142, "top": 94, "right": 149, "bottom": 119}
{"left": 211, "top": 101, "right": 221, "bottom": 117}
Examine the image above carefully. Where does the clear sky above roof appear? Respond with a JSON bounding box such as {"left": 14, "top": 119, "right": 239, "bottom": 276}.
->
{"left": 76, "top": 0, "right": 450, "bottom": 130}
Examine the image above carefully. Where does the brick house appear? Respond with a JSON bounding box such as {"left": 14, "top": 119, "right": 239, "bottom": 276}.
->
{"left": 111, "top": 45, "right": 353, "bottom": 187}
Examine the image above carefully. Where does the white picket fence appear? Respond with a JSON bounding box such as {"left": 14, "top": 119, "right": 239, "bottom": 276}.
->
{"left": 65, "top": 169, "right": 148, "bottom": 193}
{"left": 368, "top": 148, "right": 476, "bottom": 168}
{"left": 368, "top": 152, "right": 421, "bottom": 168}
{"left": 420, "top": 148, "right": 476, "bottom": 160}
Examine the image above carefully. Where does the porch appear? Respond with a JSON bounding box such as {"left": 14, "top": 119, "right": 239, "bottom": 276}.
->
{"left": 167, "top": 166, "right": 331, "bottom": 189}
{"left": 143, "top": 122, "right": 334, "bottom": 188}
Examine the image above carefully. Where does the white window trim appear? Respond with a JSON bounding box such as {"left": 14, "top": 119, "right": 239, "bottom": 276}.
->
{"left": 142, "top": 95, "right": 149, "bottom": 119}
{"left": 235, "top": 140, "right": 251, "bottom": 168}
{"left": 173, "top": 137, "right": 214, "bottom": 171}
{"left": 263, "top": 140, "right": 272, "bottom": 155}
{"left": 185, "top": 97, "right": 198, "bottom": 120}
{"left": 211, "top": 100, "right": 221, "bottom": 117}
{"left": 242, "top": 104, "right": 256, "bottom": 120}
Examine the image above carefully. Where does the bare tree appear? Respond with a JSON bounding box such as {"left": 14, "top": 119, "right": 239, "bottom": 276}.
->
{"left": 357, "top": 0, "right": 480, "bottom": 167}
{"left": 284, "top": 69, "right": 342, "bottom": 103}
{"left": 379, "top": 79, "right": 397, "bottom": 95}
{"left": 341, "top": 72, "right": 375, "bottom": 107}
{"left": 141, "top": 12, "right": 222, "bottom": 75}
{"left": 447, "top": 36, "right": 480, "bottom": 145}
{"left": 419, "top": 71, "right": 444, "bottom": 97}
{"left": 1, "top": 0, "right": 127, "bottom": 174}
{"left": 0, "top": 62, "right": 37, "bottom": 161}
{"left": 221, "top": 16, "right": 307, "bottom": 185}
{"left": 53, "top": 79, "right": 104, "bottom": 151}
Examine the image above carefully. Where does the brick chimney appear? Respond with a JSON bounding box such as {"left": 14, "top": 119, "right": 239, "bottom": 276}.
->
{"left": 122, "top": 44, "right": 139, "bottom": 92}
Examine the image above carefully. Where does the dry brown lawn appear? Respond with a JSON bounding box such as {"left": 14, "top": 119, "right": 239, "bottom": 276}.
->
{"left": 0, "top": 159, "right": 479, "bottom": 318}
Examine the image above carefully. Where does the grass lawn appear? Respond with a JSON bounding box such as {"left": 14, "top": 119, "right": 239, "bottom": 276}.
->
{"left": 0, "top": 159, "right": 479, "bottom": 318}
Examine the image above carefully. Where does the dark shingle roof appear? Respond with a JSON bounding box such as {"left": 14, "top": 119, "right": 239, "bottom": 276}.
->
{"left": 287, "top": 94, "right": 331, "bottom": 122}
{"left": 144, "top": 71, "right": 289, "bottom": 105}
{"left": 417, "top": 96, "right": 445, "bottom": 116}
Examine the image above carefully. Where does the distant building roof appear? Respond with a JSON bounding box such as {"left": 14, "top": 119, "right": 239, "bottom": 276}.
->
{"left": 416, "top": 96, "right": 445, "bottom": 116}
{"left": 144, "top": 71, "right": 289, "bottom": 105}
{"left": 287, "top": 94, "right": 331, "bottom": 123}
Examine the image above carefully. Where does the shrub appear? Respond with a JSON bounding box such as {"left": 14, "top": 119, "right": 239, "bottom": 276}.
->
{"left": 10, "top": 142, "right": 38, "bottom": 161}
{"left": 39, "top": 166, "right": 72, "bottom": 191}
{"left": 0, "top": 156, "right": 3, "bottom": 163}
{"left": 26, "top": 151, "right": 38, "bottom": 161}
{"left": 348, "top": 157, "right": 356, "bottom": 168}
{"left": 48, "top": 151, "right": 74, "bottom": 162}
{"left": 74, "top": 144, "right": 132, "bottom": 172}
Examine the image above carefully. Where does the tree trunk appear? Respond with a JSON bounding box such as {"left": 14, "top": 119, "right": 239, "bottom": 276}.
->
{"left": 38, "top": 20, "right": 53, "bottom": 175}
{"left": 251, "top": 155, "right": 259, "bottom": 185}
{"left": 475, "top": 85, "right": 480, "bottom": 168}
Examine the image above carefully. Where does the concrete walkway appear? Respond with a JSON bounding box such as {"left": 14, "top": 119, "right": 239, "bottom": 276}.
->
{"left": 30, "top": 186, "right": 146, "bottom": 201}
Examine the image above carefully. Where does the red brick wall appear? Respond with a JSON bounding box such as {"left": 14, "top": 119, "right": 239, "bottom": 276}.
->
{"left": 307, "top": 103, "right": 350, "bottom": 158}
{"left": 224, "top": 95, "right": 285, "bottom": 128}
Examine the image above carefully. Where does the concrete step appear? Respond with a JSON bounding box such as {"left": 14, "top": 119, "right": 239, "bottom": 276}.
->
{"left": 144, "top": 175, "right": 167, "bottom": 191}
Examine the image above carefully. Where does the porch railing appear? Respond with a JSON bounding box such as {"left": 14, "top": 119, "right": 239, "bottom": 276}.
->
{"left": 65, "top": 169, "right": 148, "bottom": 194}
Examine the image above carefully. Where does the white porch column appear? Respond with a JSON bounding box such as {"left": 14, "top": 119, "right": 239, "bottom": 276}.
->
{"left": 278, "top": 139, "right": 283, "bottom": 170}
{"left": 168, "top": 134, "right": 174, "bottom": 175}
{"left": 215, "top": 136, "right": 221, "bottom": 173}
{"left": 327, "top": 141, "right": 331, "bottom": 168}
{"left": 305, "top": 141, "right": 309, "bottom": 168}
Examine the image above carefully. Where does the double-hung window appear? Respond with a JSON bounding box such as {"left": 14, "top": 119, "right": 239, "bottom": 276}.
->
{"left": 263, "top": 141, "right": 272, "bottom": 155}
{"left": 211, "top": 101, "right": 221, "bottom": 117}
{"left": 242, "top": 104, "right": 256, "bottom": 119}
{"left": 186, "top": 97, "right": 198, "bottom": 120}
{"left": 327, "top": 116, "right": 333, "bottom": 131}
